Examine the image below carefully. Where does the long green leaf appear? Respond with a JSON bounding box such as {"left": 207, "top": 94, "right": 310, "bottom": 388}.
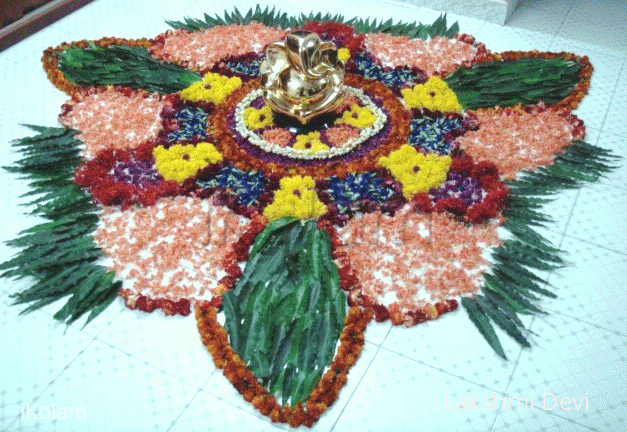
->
{"left": 223, "top": 218, "right": 346, "bottom": 406}
{"left": 2, "top": 126, "right": 119, "bottom": 326}
{"left": 445, "top": 57, "right": 582, "bottom": 110}
{"left": 57, "top": 44, "right": 201, "bottom": 94}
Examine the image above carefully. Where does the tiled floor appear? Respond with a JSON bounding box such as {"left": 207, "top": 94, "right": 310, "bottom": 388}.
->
{"left": 0, "top": 0, "right": 625, "bottom": 431}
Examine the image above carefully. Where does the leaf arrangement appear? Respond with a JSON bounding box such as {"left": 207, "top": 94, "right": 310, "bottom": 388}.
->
{"left": 464, "top": 140, "right": 619, "bottom": 359}
{"left": 57, "top": 44, "right": 201, "bottom": 94}
{"left": 223, "top": 218, "right": 347, "bottom": 405}
{"left": 167, "top": 4, "right": 459, "bottom": 39}
{"left": 445, "top": 58, "right": 582, "bottom": 110}
{"left": 1, "top": 126, "right": 120, "bottom": 326}
{"left": 1, "top": 9, "right": 620, "bottom": 411}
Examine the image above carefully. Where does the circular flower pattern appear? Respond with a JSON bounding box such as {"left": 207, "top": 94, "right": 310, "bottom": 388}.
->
{"left": 50, "top": 19, "right": 589, "bottom": 328}
{"left": 27, "top": 14, "right": 600, "bottom": 427}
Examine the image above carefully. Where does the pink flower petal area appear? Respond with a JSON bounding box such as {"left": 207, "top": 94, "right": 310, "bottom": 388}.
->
{"left": 94, "top": 196, "right": 249, "bottom": 303}
{"left": 364, "top": 33, "right": 480, "bottom": 76}
{"left": 335, "top": 206, "right": 502, "bottom": 324}
{"left": 59, "top": 88, "right": 165, "bottom": 158}
{"left": 457, "top": 104, "right": 586, "bottom": 179}
{"left": 150, "top": 22, "right": 287, "bottom": 72}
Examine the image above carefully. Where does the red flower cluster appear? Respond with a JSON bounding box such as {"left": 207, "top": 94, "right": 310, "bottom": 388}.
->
{"left": 119, "top": 289, "right": 191, "bottom": 316}
{"left": 413, "top": 154, "right": 509, "bottom": 223}
{"left": 299, "top": 21, "right": 365, "bottom": 55}
{"left": 74, "top": 142, "right": 180, "bottom": 208}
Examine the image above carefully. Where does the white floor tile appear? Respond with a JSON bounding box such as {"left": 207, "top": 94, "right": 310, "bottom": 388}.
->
{"left": 95, "top": 309, "right": 218, "bottom": 388}
{"left": 544, "top": 237, "right": 627, "bottom": 335}
{"left": 507, "top": 1, "right": 565, "bottom": 36}
{"left": 168, "top": 389, "right": 285, "bottom": 432}
{"left": 505, "top": 313, "right": 627, "bottom": 431}
{"left": 334, "top": 348, "right": 501, "bottom": 432}
{"left": 602, "top": 60, "right": 627, "bottom": 137}
{"left": 383, "top": 309, "right": 526, "bottom": 392}
{"left": 564, "top": 183, "right": 627, "bottom": 254}
{"left": 0, "top": 296, "right": 93, "bottom": 431}
{"left": 13, "top": 339, "right": 199, "bottom": 432}
{"left": 558, "top": 0, "right": 627, "bottom": 53}
{"left": 472, "top": 21, "right": 553, "bottom": 53}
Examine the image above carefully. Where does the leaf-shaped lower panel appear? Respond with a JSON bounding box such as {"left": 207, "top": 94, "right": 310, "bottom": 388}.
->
{"left": 222, "top": 217, "right": 347, "bottom": 406}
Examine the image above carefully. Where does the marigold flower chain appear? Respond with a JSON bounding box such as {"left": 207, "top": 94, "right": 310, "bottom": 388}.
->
{"left": 233, "top": 88, "right": 387, "bottom": 161}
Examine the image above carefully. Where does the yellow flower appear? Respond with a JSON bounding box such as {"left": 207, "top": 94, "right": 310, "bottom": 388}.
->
{"left": 292, "top": 132, "right": 329, "bottom": 153}
{"left": 401, "top": 77, "right": 462, "bottom": 113}
{"left": 337, "top": 48, "right": 351, "bottom": 63}
{"left": 153, "top": 142, "right": 223, "bottom": 183}
{"left": 263, "top": 175, "right": 327, "bottom": 221}
{"left": 180, "top": 72, "right": 242, "bottom": 104}
{"left": 378, "top": 144, "right": 452, "bottom": 199}
{"left": 244, "top": 105, "right": 274, "bottom": 130}
{"left": 336, "top": 104, "right": 377, "bottom": 129}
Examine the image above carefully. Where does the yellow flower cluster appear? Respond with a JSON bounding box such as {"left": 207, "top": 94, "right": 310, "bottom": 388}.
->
{"left": 244, "top": 105, "right": 274, "bottom": 130}
{"left": 292, "top": 131, "right": 329, "bottom": 153}
{"left": 153, "top": 142, "right": 223, "bottom": 183}
{"left": 378, "top": 144, "right": 452, "bottom": 199}
{"left": 401, "top": 77, "right": 462, "bottom": 113}
{"left": 336, "top": 104, "right": 377, "bottom": 129}
{"left": 180, "top": 72, "right": 242, "bottom": 104}
{"left": 337, "top": 48, "right": 351, "bottom": 63}
{"left": 263, "top": 175, "right": 327, "bottom": 221}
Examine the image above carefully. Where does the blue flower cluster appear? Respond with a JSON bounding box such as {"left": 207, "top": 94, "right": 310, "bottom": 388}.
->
{"left": 167, "top": 106, "right": 208, "bottom": 142}
{"left": 327, "top": 172, "right": 395, "bottom": 213}
{"left": 409, "top": 116, "right": 464, "bottom": 155}
{"left": 199, "top": 166, "right": 266, "bottom": 206}
{"left": 352, "top": 53, "right": 417, "bottom": 90}
{"left": 225, "top": 58, "right": 263, "bottom": 78}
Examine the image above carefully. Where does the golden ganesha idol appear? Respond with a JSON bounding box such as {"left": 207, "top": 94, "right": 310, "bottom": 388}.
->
{"left": 260, "top": 30, "right": 346, "bottom": 124}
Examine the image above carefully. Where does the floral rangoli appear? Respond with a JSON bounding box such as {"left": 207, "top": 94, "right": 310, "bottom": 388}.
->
{"left": 1, "top": 7, "right": 618, "bottom": 428}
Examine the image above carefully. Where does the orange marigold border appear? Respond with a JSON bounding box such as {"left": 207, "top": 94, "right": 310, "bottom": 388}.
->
{"left": 208, "top": 74, "right": 411, "bottom": 179}
{"left": 42, "top": 36, "right": 153, "bottom": 96}
{"left": 195, "top": 304, "right": 372, "bottom": 428}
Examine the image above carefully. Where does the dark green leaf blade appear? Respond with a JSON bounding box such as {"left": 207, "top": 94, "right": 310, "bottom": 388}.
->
{"left": 223, "top": 218, "right": 347, "bottom": 406}
{"left": 445, "top": 57, "right": 582, "bottom": 110}
{"left": 57, "top": 45, "right": 201, "bottom": 94}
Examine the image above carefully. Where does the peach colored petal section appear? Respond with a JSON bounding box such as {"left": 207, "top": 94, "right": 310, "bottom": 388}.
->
{"left": 94, "top": 196, "right": 249, "bottom": 303}
{"left": 335, "top": 206, "right": 501, "bottom": 323}
{"left": 150, "top": 23, "right": 287, "bottom": 72}
{"left": 59, "top": 89, "right": 164, "bottom": 158}
{"left": 364, "top": 34, "right": 479, "bottom": 76}
{"left": 456, "top": 105, "right": 586, "bottom": 179}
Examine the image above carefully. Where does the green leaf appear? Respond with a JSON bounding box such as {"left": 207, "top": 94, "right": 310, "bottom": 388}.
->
{"left": 445, "top": 57, "right": 582, "bottom": 110}
{"left": 462, "top": 297, "right": 507, "bottom": 360}
{"left": 57, "top": 45, "right": 201, "bottom": 93}
{"left": 167, "top": 7, "right": 459, "bottom": 40}
{"left": 2, "top": 126, "right": 119, "bottom": 326}
{"left": 223, "top": 218, "right": 346, "bottom": 406}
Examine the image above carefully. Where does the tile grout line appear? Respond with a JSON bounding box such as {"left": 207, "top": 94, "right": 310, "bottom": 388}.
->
{"left": 598, "top": 56, "right": 627, "bottom": 133}
{"left": 328, "top": 339, "right": 390, "bottom": 432}
{"left": 165, "top": 386, "right": 206, "bottom": 432}
{"left": 375, "top": 345, "right": 510, "bottom": 395}
{"left": 546, "top": 310, "right": 627, "bottom": 339}
{"left": 5, "top": 336, "right": 98, "bottom": 431}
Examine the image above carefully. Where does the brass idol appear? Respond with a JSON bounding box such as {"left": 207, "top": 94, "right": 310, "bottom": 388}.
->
{"left": 260, "top": 31, "right": 346, "bottom": 124}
